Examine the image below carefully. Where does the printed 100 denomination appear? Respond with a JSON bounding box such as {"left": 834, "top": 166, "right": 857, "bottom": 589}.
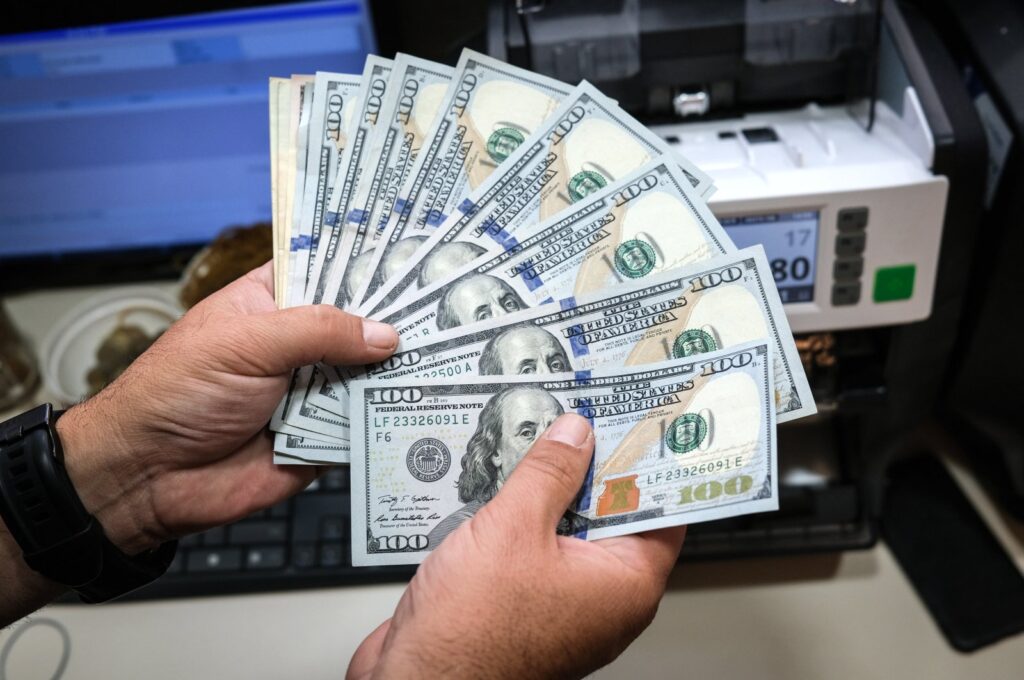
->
{"left": 350, "top": 343, "right": 776, "bottom": 566}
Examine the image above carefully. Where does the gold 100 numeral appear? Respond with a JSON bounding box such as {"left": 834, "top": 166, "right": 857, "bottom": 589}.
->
{"left": 678, "top": 475, "right": 753, "bottom": 504}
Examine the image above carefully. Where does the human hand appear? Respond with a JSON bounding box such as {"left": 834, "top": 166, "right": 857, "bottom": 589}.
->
{"left": 347, "top": 414, "right": 686, "bottom": 680}
{"left": 57, "top": 261, "right": 398, "bottom": 554}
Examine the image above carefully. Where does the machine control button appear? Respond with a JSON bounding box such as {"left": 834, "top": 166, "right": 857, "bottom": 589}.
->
{"left": 835, "top": 232, "right": 866, "bottom": 256}
{"left": 741, "top": 127, "right": 779, "bottom": 143}
{"left": 874, "top": 265, "right": 916, "bottom": 302}
{"left": 837, "top": 207, "right": 869, "bottom": 232}
{"left": 832, "top": 282, "right": 861, "bottom": 306}
{"left": 833, "top": 257, "right": 864, "bottom": 281}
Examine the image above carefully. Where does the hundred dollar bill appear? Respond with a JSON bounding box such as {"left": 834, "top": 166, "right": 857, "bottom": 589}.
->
{"left": 348, "top": 49, "right": 573, "bottom": 308}
{"left": 350, "top": 343, "right": 777, "bottom": 566}
{"left": 374, "top": 159, "right": 734, "bottom": 342}
{"left": 272, "top": 418, "right": 346, "bottom": 443}
{"left": 276, "top": 75, "right": 314, "bottom": 306}
{"left": 283, "top": 78, "right": 315, "bottom": 306}
{"left": 288, "top": 72, "right": 363, "bottom": 306}
{"left": 321, "top": 55, "right": 455, "bottom": 309}
{"left": 275, "top": 365, "right": 351, "bottom": 454}
{"left": 269, "top": 77, "right": 288, "bottom": 306}
{"left": 273, "top": 432, "right": 349, "bottom": 466}
{"left": 305, "top": 56, "right": 394, "bottom": 306}
{"left": 357, "top": 81, "right": 713, "bottom": 316}
{"left": 315, "top": 247, "right": 814, "bottom": 422}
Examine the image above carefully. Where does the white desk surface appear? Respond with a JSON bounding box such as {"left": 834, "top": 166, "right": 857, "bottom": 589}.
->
{"left": 2, "top": 284, "right": 1023, "bottom": 680}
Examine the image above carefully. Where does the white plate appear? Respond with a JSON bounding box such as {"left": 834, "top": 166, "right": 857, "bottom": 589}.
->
{"left": 39, "top": 288, "right": 183, "bottom": 405}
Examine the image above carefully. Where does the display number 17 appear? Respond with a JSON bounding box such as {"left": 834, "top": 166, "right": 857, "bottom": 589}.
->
{"left": 786, "top": 229, "right": 812, "bottom": 247}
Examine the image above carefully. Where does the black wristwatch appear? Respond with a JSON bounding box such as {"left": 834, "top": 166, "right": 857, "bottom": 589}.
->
{"left": 0, "top": 404, "right": 177, "bottom": 602}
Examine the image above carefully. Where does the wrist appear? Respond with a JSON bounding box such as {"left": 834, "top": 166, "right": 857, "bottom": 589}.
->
{"left": 58, "top": 403, "right": 166, "bottom": 555}
{"left": 0, "top": 511, "right": 65, "bottom": 623}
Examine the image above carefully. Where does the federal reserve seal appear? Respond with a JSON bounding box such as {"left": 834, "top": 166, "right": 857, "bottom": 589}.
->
{"left": 486, "top": 127, "right": 525, "bottom": 163}
{"left": 672, "top": 328, "right": 718, "bottom": 358}
{"left": 665, "top": 414, "right": 708, "bottom": 454}
{"left": 567, "top": 170, "right": 608, "bottom": 202}
{"left": 614, "top": 239, "right": 657, "bottom": 278}
{"left": 407, "top": 438, "right": 451, "bottom": 482}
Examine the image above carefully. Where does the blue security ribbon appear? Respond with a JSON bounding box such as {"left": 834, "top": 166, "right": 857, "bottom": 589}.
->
{"left": 425, "top": 210, "right": 447, "bottom": 227}
{"left": 347, "top": 208, "right": 368, "bottom": 226}
{"left": 567, "top": 325, "right": 589, "bottom": 358}
{"left": 517, "top": 266, "right": 543, "bottom": 291}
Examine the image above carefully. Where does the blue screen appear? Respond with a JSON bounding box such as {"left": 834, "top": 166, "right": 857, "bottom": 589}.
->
{"left": 720, "top": 211, "right": 819, "bottom": 304}
{"left": 0, "top": 1, "right": 375, "bottom": 257}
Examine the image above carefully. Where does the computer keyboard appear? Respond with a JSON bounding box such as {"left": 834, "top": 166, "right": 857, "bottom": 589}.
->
{"left": 121, "top": 467, "right": 415, "bottom": 601}
{"left": 106, "top": 422, "right": 873, "bottom": 601}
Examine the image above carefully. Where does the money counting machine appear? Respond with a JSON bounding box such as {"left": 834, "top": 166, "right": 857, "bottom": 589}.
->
{"left": 492, "top": 0, "right": 987, "bottom": 561}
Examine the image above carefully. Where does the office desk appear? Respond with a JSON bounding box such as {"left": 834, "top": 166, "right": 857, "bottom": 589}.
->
{"left": 2, "top": 284, "right": 1023, "bottom": 679}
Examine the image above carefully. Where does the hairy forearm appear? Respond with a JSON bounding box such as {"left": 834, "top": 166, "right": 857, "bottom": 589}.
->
{"left": 0, "top": 517, "right": 64, "bottom": 628}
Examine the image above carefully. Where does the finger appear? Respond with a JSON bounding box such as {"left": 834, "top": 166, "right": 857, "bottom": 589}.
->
{"left": 186, "top": 260, "right": 276, "bottom": 318}
{"left": 232, "top": 305, "right": 398, "bottom": 375}
{"left": 156, "top": 431, "right": 318, "bottom": 533}
{"left": 598, "top": 525, "right": 687, "bottom": 580}
{"left": 488, "top": 414, "right": 594, "bottom": 531}
{"left": 346, "top": 618, "right": 393, "bottom": 680}
{"left": 246, "top": 259, "right": 275, "bottom": 297}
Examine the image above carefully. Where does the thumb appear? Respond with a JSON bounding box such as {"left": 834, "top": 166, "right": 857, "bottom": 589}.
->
{"left": 230, "top": 305, "right": 398, "bottom": 375}
{"left": 488, "top": 414, "right": 594, "bottom": 531}
{"left": 346, "top": 618, "right": 393, "bottom": 680}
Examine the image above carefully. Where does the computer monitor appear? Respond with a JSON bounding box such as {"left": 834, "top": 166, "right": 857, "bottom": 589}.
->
{"left": 0, "top": 0, "right": 376, "bottom": 290}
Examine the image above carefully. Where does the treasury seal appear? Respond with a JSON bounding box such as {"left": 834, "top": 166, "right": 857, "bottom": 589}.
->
{"left": 665, "top": 414, "right": 708, "bottom": 454}
{"left": 614, "top": 239, "right": 657, "bottom": 278}
{"left": 567, "top": 170, "right": 608, "bottom": 202}
{"left": 406, "top": 438, "right": 451, "bottom": 482}
{"left": 486, "top": 127, "right": 525, "bottom": 163}
{"left": 672, "top": 328, "right": 718, "bottom": 358}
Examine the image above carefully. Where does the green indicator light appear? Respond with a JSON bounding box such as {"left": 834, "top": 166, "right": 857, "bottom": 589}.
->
{"left": 873, "top": 264, "right": 916, "bottom": 302}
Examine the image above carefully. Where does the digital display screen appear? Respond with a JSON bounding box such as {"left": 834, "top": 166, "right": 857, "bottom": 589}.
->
{"left": 0, "top": 1, "right": 375, "bottom": 258}
{"left": 720, "top": 210, "right": 819, "bottom": 303}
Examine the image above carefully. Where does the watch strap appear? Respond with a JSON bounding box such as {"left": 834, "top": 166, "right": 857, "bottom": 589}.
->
{"left": 0, "top": 404, "right": 177, "bottom": 602}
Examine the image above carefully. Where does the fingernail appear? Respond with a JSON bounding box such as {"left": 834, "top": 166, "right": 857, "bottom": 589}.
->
{"left": 544, "top": 414, "right": 592, "bottom": 449}
{"left": 362, "top": 320, "right": 398, "bottom": 350}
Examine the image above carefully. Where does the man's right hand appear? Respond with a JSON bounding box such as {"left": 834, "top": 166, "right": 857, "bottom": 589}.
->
{"left": 347, "top": 413, "right": 686, "bottom": 680}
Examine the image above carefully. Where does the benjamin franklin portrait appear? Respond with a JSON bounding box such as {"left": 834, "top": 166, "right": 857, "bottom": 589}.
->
{"left": 436, "top": 274, "right": 527, "bottom": 331}
{"left": 342, "top": 248, "right": 377, "bottom": 306}
{"left": 381, "top": 235, "right": 428, "bottom": 282}
{"left": 426, "top": 386, "right": 564, "bottom": 547}
{"left": 478, "top": 325, "right": 571, "bottom": 375}
{"left": 417, "top": 241, "right": 487, "bottom": 288}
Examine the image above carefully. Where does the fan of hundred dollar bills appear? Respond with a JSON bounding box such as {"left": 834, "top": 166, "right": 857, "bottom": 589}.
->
{"left": 267, "top": 50, "right": 816, "bottom": 566}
